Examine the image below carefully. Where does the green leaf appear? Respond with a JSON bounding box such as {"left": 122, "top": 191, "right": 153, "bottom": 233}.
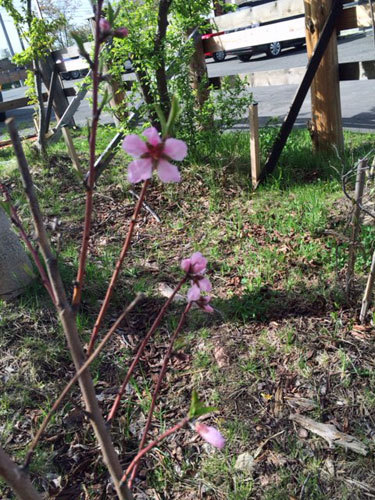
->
{"left": 165, "top": 95, "right": 180, "bottom": 137}
{"left": 71, "top": 31, "right": 86, "bottom": 55}
{"left": 107, "top": 3, "right": 114, "bottom": 25}
{"left": 189, "top": 390, "right": 217, "bottom": 419}
{"left": 155, "top": 104, "right": 167, "bottom": 138}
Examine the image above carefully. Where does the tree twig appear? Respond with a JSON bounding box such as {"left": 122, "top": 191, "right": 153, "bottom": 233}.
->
{"left": 345, "top": 159, "right": 367, "bottom": 295}
{"left": 360, "top": 248, "right": 375, "bottom": 323}
{"left": 129, "top": 302, "right": 192, "bottom": 487}
{"left": 107, "top": 275, "right": 187, "bottom": 423}
{"left": 72, "top": 0, "right": 105, "bottom": 309}
{"left": 0, "top": 446, "right": 42, "bottom": 500}
{"left": 24, "top": 294, "right": 143, "bottom": 469}
{"left": 6, "top": 117, "right": 133, "bottom": 500}
{"left": 87, "top": 179, "right": 150, "bottom": 354}
{"left": 120, "top": 416, "right": 190, "bottom": 486}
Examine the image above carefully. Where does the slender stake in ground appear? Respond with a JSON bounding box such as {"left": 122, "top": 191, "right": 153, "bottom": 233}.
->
{"left": 346, "top": 159, "right": 367, "bottom": 295}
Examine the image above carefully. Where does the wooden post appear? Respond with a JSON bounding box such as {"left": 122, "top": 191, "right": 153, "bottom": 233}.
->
{"left": 249, "top": 103, "right": 261, "bottom": 188}
{"left": 38, "top": 57, "right": 75, "bottom": 127}
{"left": 45, "top": 65, "right": 58, "bottom": 133}
{"left": 346, "top": 159, "right": 367, "bottom": 295}
{"left": 62, "top": 127, "right": 83, "bottom": 176}
{"left": 38, "top": 57, "right": 82, "bottom": 170}
{"left": 304, "top": 0, "right": 344, "bottom": 153}
{"left": 259, "top": 0, "right": 343, "bottom": 184}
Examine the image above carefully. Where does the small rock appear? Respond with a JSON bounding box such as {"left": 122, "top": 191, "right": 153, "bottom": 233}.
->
{"left": 298, "top": 428, "right": 308, "bottom": 439}
{"left": 234, "top": 452, "right": 255, "bottom": 475}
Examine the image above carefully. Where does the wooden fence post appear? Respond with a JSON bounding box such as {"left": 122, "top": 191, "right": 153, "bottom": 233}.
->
{"left": 249, "top": 103, "right": 261, "bottom": 188}
{"left": 304, "top": 0, "right": 344, "bottom": 153}
{"left": 346, "top": 159, "right": 367, "bottom": 295}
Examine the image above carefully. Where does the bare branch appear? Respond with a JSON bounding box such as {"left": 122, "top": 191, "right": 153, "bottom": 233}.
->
{"left": 6, "top": 117, "right": 133, "bottom": 500}
{"left": 0, "top": 446, "right": 42, "bottom": 500}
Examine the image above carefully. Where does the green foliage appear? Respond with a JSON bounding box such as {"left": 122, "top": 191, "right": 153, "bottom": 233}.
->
{"left": 189, "top": 390, "right": 217, "bottom": 418}
{"left": 106, "top": 0, "right": 251, "bottom": 148}
{"left": 1, "top": 0, "right": 62, "bottom": 106}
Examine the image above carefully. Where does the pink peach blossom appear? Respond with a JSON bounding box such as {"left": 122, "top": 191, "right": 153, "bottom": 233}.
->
{"left": 195, "top": 423, "right": 225, "bottom": 449}
{"left": 99, "top": 18, "right": 111, "bottom": 35}
{"left": 181, "top": 252, "right": 207, "bottom": 275}
{"left": 182, "top": 252, "right": 213, "bottom": 311}
{"left": 114, "top": 27, "right": 128, "bottom": 38}
{"left": 187, "top": 284, "right": 201, "bottom": 302}
{"left": 197, "top": 295, "right": 214, "bottom": 314}
{"left": 122, "top": 127, "right": 187, "bottom": 184}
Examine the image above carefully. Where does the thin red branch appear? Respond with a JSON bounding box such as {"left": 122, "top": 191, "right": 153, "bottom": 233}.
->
{"left": 107, "top": 275, "right": 187, "bottom": 424}
{"left": 24, "top": 294, "right": 143, "bottom": 469}
{"left": 121, "top": 416, "right": 190, "bottom": 486}
{"left": 87, "top": 179, "right": 150, "bottom": 354}
{"left": 129, "top": 302, "right": 191, "bottom": 486}
{"left": 72, "top": 2, "right": 104, "bottom": 309}
{"left": 0, "top": 183, "right": 56, "bottom": 303}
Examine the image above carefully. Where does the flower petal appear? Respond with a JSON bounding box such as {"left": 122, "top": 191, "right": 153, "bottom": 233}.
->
{"left": 122, "top": 135, "right": 148, "bottom": 158}
{"left": 202, "top": 303, "right": 214, "bottom": 314}
{"left": 143, "top": 127, "right": 161, "bottom": 146}
{"left": 190, "top": 252, "right": 207, "bottom": 274}
{"left": 157, "top": 160, "right": 181, "bottom": 183}
{"left": 115, "top": 27, "right": 128, "bottom": 38}
{"left": 99, "top": 18, "right": 111, "bottom": 34}
{"left": 198, "top": 277, "right": 212, "bottom": 292}
{"left": 181, "top": 258, "right": 191, "bottom": 273}
{"left": 187, "top": 284, "right": 201, "bottom": 302}
{"left": 128, "top": 159, "right": 153, "bottom": 184}
{"left": 195, "top": 423, "right": 225, "bottom": 449}
{"left": 164, "top": 138, "right": 187, "bottom": 161}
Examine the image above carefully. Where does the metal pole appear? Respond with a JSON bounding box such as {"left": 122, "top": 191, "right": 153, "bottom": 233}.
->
{"left": 0, "top": 11, "right": 15, "bottom": 57}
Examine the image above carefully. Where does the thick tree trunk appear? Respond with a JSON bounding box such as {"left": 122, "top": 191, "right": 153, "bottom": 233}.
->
{"left": 0, "top": 207, "right": 34, "bottom": 299}
{"left": 188, "top": 29, "right": 210, "bottom": 110}
{"left": 155, "top": 0, "right": 172, "bottom": 118}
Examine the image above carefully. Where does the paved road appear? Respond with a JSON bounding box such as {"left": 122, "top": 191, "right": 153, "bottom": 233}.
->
{"left": 0, "top": 31, "right": 374, "bottom": 138}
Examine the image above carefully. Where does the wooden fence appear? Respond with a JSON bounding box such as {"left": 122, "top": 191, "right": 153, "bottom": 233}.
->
{"left": 204, "top": 0, "right": 373, "bottom": 55}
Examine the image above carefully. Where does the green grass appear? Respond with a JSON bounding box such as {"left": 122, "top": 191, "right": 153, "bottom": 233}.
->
{"left": 1, "top": 124, "right": 375, "bottom": 498}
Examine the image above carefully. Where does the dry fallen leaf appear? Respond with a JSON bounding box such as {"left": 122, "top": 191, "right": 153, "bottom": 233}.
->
{"left": 214, "top": 345, "right": 230, "bottom": 368}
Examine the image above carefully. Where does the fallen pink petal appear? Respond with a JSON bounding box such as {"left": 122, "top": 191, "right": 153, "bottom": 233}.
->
{"left": 195, "top": 423, "right": 225, "bottom": 449}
